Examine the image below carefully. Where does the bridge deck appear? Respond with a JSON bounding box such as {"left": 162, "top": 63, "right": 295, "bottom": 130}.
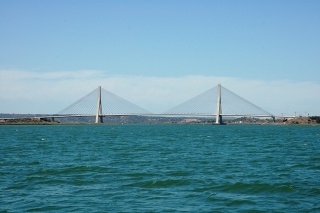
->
{"left": 42, "top": 114, "right": 275, "bottom": 118}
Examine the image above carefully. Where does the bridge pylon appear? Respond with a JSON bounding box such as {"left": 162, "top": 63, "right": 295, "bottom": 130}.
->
{"left": 95, "top": 86, "right": 103, "bottom": 123}
{"left": 215, "top": 83, "right": 222, "bottom": 124}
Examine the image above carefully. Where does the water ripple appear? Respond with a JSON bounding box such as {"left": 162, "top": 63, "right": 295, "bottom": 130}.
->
{"left": 1, "top": 124, "right": 320, "bottom": 212}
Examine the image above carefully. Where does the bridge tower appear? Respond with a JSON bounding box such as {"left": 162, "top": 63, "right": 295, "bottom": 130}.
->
{"left": 95, "top": 86, "right": 103, "bottom": 123}
{"left": 215, "top": 84, "right": 222, "bottom": 124}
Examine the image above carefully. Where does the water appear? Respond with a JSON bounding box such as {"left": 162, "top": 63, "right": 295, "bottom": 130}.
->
{"left": 1, "top": 124, "right": 320, "bottom": 212}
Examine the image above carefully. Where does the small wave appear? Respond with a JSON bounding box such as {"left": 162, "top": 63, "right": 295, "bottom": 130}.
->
{"left": 26, "top": 205, "right": 67, "bottom": 212}
{"left": 167, "top": 171, "right": 191, "bottom": 177}
{"left": 5, "top": 184, "right": 29, "bottom": 191}
{"left": 216, "top": 182, "right": 295, "bottom": 194}
{"left": 31, "top": 165, "right": 110, "bottom": 176}
{"left": 125, "top": 179, "right": 190, "bottom": 188}
{"left": 226, "top": 199, "right": 256, "bottom": 206}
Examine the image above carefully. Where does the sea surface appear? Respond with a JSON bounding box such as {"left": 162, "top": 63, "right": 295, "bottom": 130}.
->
{"left": 1, "top": 124, "right": 320, "bottom": 212}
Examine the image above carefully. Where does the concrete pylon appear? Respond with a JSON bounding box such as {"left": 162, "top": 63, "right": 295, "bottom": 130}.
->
{"left": 215, "top": 84, "right": 222, "bottom": 124}
{"left": 95, "top": 86, "right": 103, "bottom": 123}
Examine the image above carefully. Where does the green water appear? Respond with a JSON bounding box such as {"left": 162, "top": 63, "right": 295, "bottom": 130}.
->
{"left": 1, "top": 124, "right": 320, "bottom": 212}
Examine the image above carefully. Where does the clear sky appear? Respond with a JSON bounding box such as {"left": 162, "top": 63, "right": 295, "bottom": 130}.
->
{"left": 1, "top": 0, "right": 320, "bottom": 115}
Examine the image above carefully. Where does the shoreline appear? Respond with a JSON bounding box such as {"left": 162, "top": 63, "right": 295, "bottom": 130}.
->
{"left": 1, "top": 115, "right": 319, "bottom": 126}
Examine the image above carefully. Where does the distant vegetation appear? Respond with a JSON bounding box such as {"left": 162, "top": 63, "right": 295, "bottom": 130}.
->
{"left": 310, "top": 116, "right": 320, "bottom": 123}
{"left": 1, "top": 113, "right": 319, "bottom": 125}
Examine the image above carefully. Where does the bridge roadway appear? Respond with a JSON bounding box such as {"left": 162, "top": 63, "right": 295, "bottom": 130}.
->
{"left": 2, "top": 114, "right": 297, "bottom": 123}
{"left": 41, "top": 113, "right": 277, "bottom": 119}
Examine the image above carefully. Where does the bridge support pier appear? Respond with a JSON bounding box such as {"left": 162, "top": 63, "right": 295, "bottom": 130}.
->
{"left": 215, "top": 84, "right": 222, "bottom": 124}
{"left": 95, "top": 86, "right": 103, "bottom": 123}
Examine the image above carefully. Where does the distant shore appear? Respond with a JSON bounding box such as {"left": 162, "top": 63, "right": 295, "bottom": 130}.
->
{"left": 0, "top": 117, "right": 60, "bottom": 125}
{"left": 1, "top": 116, "right": 319, "bottom": 125}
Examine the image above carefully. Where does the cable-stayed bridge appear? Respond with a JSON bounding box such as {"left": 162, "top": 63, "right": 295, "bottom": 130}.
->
{"left": 53, "top": 84, "right": 274, "bottom": 124}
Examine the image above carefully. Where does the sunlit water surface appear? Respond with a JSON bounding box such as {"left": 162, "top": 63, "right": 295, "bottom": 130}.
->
{"left": 1, "top": 124, "right": 320, "bottom": 212}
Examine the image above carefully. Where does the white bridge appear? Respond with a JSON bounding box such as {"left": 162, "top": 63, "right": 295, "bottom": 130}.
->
{"left": 51, "top": 84, "right": 274, "bottom": 124}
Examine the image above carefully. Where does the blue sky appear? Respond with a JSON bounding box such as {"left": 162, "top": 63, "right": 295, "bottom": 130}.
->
{"left": 1, "top": 0, "right": 320, "bottom": 115}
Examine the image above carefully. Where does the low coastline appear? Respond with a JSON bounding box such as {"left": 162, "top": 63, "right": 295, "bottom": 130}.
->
{"left": 1, "top": 116, "right": 319, "bottom": 125}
